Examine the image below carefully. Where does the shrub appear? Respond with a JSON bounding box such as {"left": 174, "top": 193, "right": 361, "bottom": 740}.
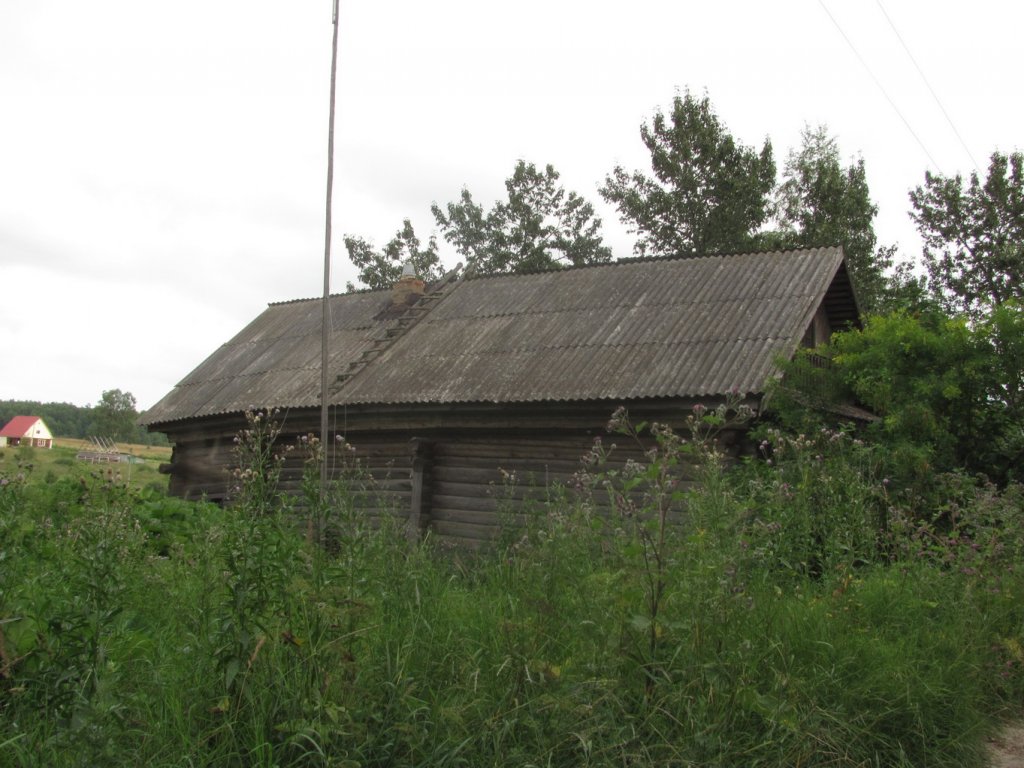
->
{"left": 1, "top": 407, "right": 1022, "bottom": 766}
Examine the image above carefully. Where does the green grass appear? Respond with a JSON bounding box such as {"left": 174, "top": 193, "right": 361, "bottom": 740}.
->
{"left": 1, "top": 421, "right": 1022, "bottom": 767}
{"left": 0, "top": 440, "right": 169, "bottom": 494}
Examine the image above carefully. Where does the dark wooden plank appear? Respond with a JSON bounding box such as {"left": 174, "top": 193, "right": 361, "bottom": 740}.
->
{"left": 431, "top": 493, "right": 499, "bottom": 513}
{"left": 432, "top": 479, "right": 569, "bottom": 503}
{"left": 429, "top": 518, "right": 499, "bottom": 542}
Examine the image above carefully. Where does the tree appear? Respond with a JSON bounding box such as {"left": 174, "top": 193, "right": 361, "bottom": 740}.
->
{"left": 776, "top": 303, "right": 1024, "bottom": 484}
{"left": 767, "top": 125, "right": 893, "bottom": 311}
{"left": 909, "top": 151, "right": 1024, "bottom": 318}
{"left": 431, "top": 160, "right": 612, "bottom": 275}
{"left": 600, "top": 90, "right": 776, "bottom": 258}
{"left": 93, "top": 389, "right": 138, "bottom": 442}
{"left": 344, "top": 219, "right": 443, "bottom": 291}
{"left": 977, "top": 301, "right": 1024, "bottom": 479}
{"left": 831, "top": 311, "right": 989, "bottom": 470}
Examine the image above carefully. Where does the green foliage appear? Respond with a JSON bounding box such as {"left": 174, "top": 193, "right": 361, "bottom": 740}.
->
{"left": 872, "top": 258, "right": 939, "bottom": 316}
{"left": 93, "top": 389, "right": 138, "bottom": 443}
{"left": 910, "top": 150, "right": 1024, "bottom": 318}
{"left": 777, "top": 305, "right": 1024, "bottom": 485}
{"left": 976, "top": 302, "right": 1024, "bottom": 481}
{"left": 2, "top": 408, "right": 1023, "bottom": 766}
{"left": 743, "top": 425, "right": 888, "bottom": 580}
{"left": 980, "top": 301, "right": 1024, "bottom": 412}
{"left": 832, "top": 311, "right": 989, "bottom": 472}
{"left": 344, "top": 218, "right": 443, "bottom": 291}
{"left": 574, "top": 399, "right": 753, "bottom": 700}
{"left": 432, "top": 160, "right": 612, "bottom": 275}
{"left": 0, "top": 442, "right": 168, "bottom": 496}
{"left": 765, "top": 125, "right": 893, "bottom": 312}
{"left": 215, "top": 411, "right": 294, "bottom": 698}
{"left": 0, "top": 392, "right": 168, "bottom": 446}
{"left": 770, "top": 302, "right": 1024, "bottom": 486}
{"left": 0, "top": 400, "right": 94, "bottom": 441}
{"left": 600, "top": 89, "right": 776, "bottom": 257}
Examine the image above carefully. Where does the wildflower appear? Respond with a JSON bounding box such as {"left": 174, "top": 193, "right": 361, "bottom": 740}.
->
{"left": 607, "top": 406, "right": 629, "bottom": 432}
{"left": 623, "top": 459, "right": 645, "bottom": 479}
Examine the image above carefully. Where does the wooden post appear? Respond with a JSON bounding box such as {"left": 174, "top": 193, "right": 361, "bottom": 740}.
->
{"left": 407, "top": 438, "right": 432, "bottom": 542}
{"left": 319, "top": 0, "right": 341, "bottom": 514}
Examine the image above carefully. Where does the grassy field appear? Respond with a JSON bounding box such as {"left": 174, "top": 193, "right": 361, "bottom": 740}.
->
{"left": 0, "top": 437, "right": 171, "bottom": 493}
{"left": 1, "top": 416, "right": 1023, "bottom": 766}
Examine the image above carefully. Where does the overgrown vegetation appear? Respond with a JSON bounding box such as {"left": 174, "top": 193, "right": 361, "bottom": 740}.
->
{"left": 2, "top": 406, "right": 1022, "bottom": 767}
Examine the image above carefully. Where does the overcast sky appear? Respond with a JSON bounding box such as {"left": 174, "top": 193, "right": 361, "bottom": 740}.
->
{"left": 3, "top": 1, "right": 1021, "bottom": 412}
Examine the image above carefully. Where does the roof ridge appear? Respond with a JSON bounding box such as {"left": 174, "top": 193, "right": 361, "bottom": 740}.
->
{"left": 460, "top": 246, "right": 842, "bottom": 282}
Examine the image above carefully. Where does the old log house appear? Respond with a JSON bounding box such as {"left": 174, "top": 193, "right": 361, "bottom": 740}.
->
{"left": 141, "top": 247, "right": 859, "bottom": 548}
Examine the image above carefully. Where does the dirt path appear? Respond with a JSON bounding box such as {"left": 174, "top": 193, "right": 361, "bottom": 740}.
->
{"left": 988, "top": 720, "right": 1024, "bottom": 767}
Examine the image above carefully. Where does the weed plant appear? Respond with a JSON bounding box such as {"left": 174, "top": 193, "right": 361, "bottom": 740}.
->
{"left": 0, "top": 409, "right": 1022, "bottom": 766}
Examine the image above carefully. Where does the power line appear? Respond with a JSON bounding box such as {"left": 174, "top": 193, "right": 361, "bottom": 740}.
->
{"left": 875, "top": 0, "right": 981, "bottom": 173}
{"left": 816, "top": 0, "right": 943, "bottom": 174}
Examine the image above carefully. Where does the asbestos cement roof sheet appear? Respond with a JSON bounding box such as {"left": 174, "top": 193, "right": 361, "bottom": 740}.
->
{"left": 140, "top": 290, "right": 391, "bottom": 425}
{"left": 335, "top": 247, "right": 849, "bottom": 405}
{"left": 141, "top": 247, "right": 854, "bottom": 425}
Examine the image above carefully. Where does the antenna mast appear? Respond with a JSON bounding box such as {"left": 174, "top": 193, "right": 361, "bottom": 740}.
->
{"left": 320, "top": 0, "right": 341, "bottom": 506}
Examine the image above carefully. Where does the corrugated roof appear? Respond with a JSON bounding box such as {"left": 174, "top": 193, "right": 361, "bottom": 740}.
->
{"left": 336, "top": 248, "right": 848, "bottom": 405}
{"left": 140, "top": 290, "right": 391, "bottom": 425}
{"left": 141, "top": 247, "right": 853, "bottom": 425}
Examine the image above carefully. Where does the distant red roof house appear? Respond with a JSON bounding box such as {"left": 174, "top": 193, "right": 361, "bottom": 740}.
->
{"left": 0, "top": 416, "right": 54, "bottom": 449}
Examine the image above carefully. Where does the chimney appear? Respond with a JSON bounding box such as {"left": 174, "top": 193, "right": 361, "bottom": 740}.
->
{"left": 391, "top": 261, "right": 425, "bottom": 306}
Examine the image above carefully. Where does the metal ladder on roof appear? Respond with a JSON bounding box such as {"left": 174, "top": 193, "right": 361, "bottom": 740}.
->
{"left": 330, "top": 265, "right": 461, "bottom": 393}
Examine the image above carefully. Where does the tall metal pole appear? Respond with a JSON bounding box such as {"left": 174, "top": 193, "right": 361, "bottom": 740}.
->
{"left": 320, "top": 0, "right": 340, "bottom": 510}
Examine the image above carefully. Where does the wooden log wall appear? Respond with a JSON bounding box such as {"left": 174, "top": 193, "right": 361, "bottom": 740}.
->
{"left": 429, "top": 432, "right": 601, "bottom": 546}
{"left": 154, "top": 399, "right": 754, "bottom": 549}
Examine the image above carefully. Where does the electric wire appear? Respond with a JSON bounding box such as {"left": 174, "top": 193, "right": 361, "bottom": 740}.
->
{"left": 875, "top": 0, "right": 981, "bottom": 173}
{"left": 816, "top": 0, "right": 943, "bottom": 174}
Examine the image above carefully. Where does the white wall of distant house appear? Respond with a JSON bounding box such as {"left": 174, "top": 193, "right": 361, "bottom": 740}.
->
{"left": 0, "top": 418, "right": 54, "bottom": 448}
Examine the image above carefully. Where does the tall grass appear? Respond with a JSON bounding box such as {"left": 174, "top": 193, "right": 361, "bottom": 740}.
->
{"left": 1, "top": 410, "right": 1022, "bottom": 766}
